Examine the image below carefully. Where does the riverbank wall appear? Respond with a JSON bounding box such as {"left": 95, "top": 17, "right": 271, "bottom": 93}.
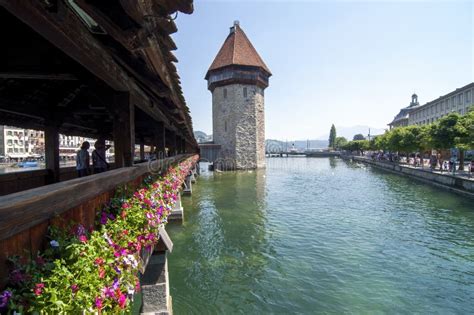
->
{"left": 344, "top": 156, "right": 474, "bottom": 198}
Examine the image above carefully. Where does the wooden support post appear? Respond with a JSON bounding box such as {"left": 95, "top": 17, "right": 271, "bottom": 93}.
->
{"left": 112, "top": 92, "right": 135, "bottom": 168}
{"left": 44, "top": 125, "right": 60, "bottom": 183}
{"left": 139, "top": 138, "right": 145, "bottom": 161}
{"left": 155, "top": 122, "right": 166, "bottom": 159}
{"left": 166, "top": 129, "right": 176, "bottom": 156}
{"left": 175, "top": 134, "right": 182, "bottom": 155}
{"left": 181, "top": 138, "right": 186, "bottom": 154}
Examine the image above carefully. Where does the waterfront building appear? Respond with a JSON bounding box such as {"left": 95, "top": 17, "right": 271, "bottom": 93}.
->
{"left": 408, "top": 82, "right": 474, "bottom": 126}
{"left": 388, "top": 83, "right": 474, "bottom": 128}
{"left": 25, "top": 129, "right": 45, "bottom": 156}
{"left": 0, "top": 126, "right": 28, "bottom": 160}
{"left": 205, "top": 21, "right": 271, "bottom": 169}
{"left": 388, "top": 94, "right": 421, "bottom": 129}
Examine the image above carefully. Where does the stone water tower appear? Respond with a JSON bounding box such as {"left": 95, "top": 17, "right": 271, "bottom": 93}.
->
{"left": 205, "top": 21, "right": 271, "bottom": 169}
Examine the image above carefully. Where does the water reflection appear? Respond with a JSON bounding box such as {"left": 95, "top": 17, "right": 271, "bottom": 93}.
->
{"left": 168, "top": 169, "right": 270, "bottom": 313}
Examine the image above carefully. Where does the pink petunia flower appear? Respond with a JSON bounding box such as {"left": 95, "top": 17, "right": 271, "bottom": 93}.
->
{"left": 78, "top": 235, "right": 88, "bottom": 243}
{"left": 95, "top": 297, "right": 103, "bottom": 309}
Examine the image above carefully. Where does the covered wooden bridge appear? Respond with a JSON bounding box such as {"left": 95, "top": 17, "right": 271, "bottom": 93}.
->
{"left": 0, "top": 0, "right": 198, "bottom": 305}
{"left": 0, "top": 0, "right": 197, "bottom": 188}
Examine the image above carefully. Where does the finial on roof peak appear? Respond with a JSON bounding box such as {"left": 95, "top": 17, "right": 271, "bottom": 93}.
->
{"left": 230, "top": 20, "right": 240, "bottom": 34}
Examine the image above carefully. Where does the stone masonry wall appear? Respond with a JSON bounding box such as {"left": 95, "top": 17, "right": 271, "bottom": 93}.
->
{"left": 212, "top": 84, "right": 265, "bottom": 169}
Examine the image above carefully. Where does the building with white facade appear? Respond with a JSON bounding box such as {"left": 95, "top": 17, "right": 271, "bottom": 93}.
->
{"left": 0, "top": 126, "right": 29, "bottom": 160}
{"left": 408, "top": 83, "right": 474, "bottom": 126}
{"left": 0, "top": 125, "right": 96, "bottom": 161}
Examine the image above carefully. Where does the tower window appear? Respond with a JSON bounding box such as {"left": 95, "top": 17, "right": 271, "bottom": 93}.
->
{"left": 225, "top": 121, "right": 227, "bottom": 132}
{"left": 223, "top": 88, "right": 227, "bottom": 99}
{"left": 243, "top": 87, "right": 247, "bottom": 98}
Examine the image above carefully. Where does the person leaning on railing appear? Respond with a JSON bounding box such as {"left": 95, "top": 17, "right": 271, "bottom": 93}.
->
{"left": 76, "top": 141, "right": 90, "bottom": 178}
{"left": 92, "top": 140, "right": 111, "bottom": 174}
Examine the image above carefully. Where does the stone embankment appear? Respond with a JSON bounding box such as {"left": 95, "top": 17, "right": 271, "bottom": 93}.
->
{"left": 344, "top": 155, "right": 474, "bottom": 198}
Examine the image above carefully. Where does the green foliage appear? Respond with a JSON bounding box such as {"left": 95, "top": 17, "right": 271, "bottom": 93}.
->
{"left": 353, "top": 134, "right": 365, "bottom": 141}
{"left": 342, "top": 140, "right": 369, "bottom": 154}
{"left": 334, "top": 136, "right": 347, "bottom": 150}
{"left": 329, "top": 124, "right": 337, "bottom": 149}
{"left": 428, "top": 113, "right": 462, "bottom": 150}
{"left": 455, "top": 109, "right": 474, "bottom": 150}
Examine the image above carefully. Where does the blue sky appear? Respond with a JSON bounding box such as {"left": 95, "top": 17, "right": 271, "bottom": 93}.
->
{"left": 173, "top": 1, "right": 473, "bottom": 140}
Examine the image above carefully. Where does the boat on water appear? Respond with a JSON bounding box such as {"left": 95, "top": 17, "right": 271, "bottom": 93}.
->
{"left": 17, "top": 160, "right": 39, "bottom": 168}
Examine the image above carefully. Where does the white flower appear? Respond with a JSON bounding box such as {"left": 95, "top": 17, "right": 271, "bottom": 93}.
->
{"left": 103, "top": 233, "right": 113, "bottom": 245}
{"left": 128, "top": 255, "right": 138, "bottom": 269}
{"left": 127, "top": 287, "right": 135, "bottom": 300}
{"left": 50, "top": 240, "right": 59, "bottom": 248}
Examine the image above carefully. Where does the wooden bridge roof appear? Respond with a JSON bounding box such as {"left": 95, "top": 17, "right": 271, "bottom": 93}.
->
{"left": 0, "top": 0, "right": 197, "bottom": 147}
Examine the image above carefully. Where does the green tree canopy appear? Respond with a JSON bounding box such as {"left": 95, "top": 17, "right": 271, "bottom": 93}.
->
{"left": 454, "top": 109, "right": 474, "bottom": 151}
{"left": 428, "top": 113, "right": 462, "bottom": 150}
{"left": 334, "top": 136, "right": 347, "bottom": 150}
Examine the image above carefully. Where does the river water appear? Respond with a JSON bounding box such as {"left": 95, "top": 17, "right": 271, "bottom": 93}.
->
{"left": 167, "top": 157, "right": 474, "bottom": 314}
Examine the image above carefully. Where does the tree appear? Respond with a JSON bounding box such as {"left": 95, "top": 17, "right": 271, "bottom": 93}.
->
{"left": 334, "top": 136, "right": 347, "bottom": 150}
{"left": 429, "top": 113, "right": 466, "bottom": 169}
{"left": 386, "top": 127, "right": 406, "bottom": 155}
{"left": 328, "top": 124, "right": 337, "bottom": 149}
{"left": 353, "top": 134, "right": 365, "bottom": 141}
{"left": 342, "top": 140, "right": 369, "bottom": 155}
{"left": 454, "top": 109, "right": 474, "bottom": 169}
{"left": 374, "top": 132, "right": 389, "bottom": 151}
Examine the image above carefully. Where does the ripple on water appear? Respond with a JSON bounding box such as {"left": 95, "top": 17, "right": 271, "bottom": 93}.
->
{"left": 168, "top": 158, "right": 474, "bottom": 314}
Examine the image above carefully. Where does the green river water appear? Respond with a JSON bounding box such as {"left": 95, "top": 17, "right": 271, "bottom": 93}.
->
{"left": 167, "top": 157, "right": 474, "bottom": 314}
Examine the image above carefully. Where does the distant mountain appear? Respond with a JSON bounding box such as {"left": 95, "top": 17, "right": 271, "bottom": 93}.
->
{"left": 318, "top": 125, "right": 386, "bottom": 140}
{"left": 266, "top": 139, "right": 328, "bottom": 152}
{"left": 194, "top": 131, "right": 212, "bottom": 143}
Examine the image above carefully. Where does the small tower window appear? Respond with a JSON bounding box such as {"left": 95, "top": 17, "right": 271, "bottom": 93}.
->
{"left": 223, "top": 88, "right": 227, "bottom": 99}
{"left": 243, "top": 87, "right": 247, "bottom": 98}
{"left": 225, "top": 121, "right": 227, "bottom": 132}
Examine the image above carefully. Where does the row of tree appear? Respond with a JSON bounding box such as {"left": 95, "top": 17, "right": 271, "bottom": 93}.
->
{"left": 336, "top": 109, "right": 474, "bottom": 169}
{"left": 328, "top": 124, "right": 365, "bottom": 149}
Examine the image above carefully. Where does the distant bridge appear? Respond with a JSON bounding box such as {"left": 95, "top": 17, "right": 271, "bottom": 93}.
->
{"left": 266, "top": 151, "right": 341, "bottom": 158}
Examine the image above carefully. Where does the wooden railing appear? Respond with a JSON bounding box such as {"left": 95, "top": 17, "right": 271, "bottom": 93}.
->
{"left": 0, "top": 154, "right": 192, "bottom": 287}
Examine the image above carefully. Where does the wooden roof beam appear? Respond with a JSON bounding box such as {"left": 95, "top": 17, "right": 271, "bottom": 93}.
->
{"left": 0, "top": 72, "right": 78, "bottom": 80}
{"left": 0, "top": 0, "right": 128, "bottom": 91}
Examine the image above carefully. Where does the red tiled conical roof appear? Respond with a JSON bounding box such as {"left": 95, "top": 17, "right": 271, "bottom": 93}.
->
{"left": 207, "top": 23, "right": 271, "bottom": 76}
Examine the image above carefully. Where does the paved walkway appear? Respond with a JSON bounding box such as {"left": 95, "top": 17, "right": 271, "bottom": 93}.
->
{"left": 358, "top": 156, "right": 474, "bottom": 181}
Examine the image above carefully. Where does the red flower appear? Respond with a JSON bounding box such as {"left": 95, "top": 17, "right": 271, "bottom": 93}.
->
{"left": 34, "top": 283, "right": 45, "bottom": 296}
{"left": 95, "top": 257, "right": 104, "bottom": 265}
{"left": 99, "top": 267, "right": 105, "bottom": 279}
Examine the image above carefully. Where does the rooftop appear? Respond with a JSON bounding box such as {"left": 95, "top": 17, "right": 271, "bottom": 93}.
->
{"left": 206, "top": 21, "right": 271, "bottom": 77}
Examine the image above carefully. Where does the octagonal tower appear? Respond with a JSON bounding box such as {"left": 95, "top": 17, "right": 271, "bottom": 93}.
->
{"left": 205, "top": 21, "right": 271, "bottom": 169}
